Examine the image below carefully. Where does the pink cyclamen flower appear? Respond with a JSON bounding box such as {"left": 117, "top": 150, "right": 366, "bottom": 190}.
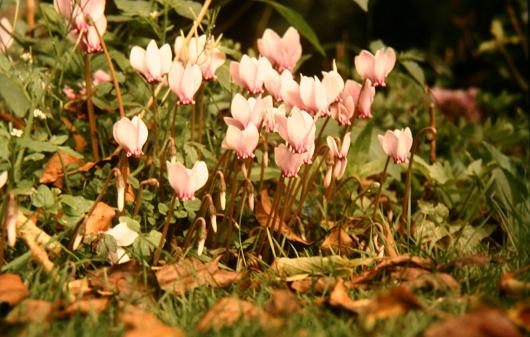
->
{"left": 168, "top": 61, "right": 203, "bottom": 104}
{"left": 299, "top": 67, "right": 343, "bottom": 117}
{"left": 230, "top": 55, "right": 272, "bottom": 94}
{"left": 174, "top": 34, "right": 225, "bottom": 80}
{"left": 166, "top": 159, "right": 209, "bottom": 201}
{"left": 223, "top": 94, "right": 272, "bottom": 130}
{"left": 274, "top": 144, "right": 305, "bottom": 177}
{"left": 263, "top": 104, "right": 286, "bottom": 133}
{"left": 355, "top": 47, "right": 396, "bottom": 87}
{"left": 257, "top": 27, "right": 302, "bottom": 72}
{"left": 130, "top": 40, "right": 172, "bottom": 83}
{"left": 276, "top": 107, "right": 316, "bottom": 154}
{"left": 93, "top": 69, "right": 111, "bottom": 85}
{"left": 327, "top": 132, "right": 351, "bottom": 179}
{"left": 331, "top": 79, "right": 375, "bottom": 123}
{"left": 54, "top": 0, "right": 107, "bottom": 53}
{"left": 112, "top": 116, "right": 148, "bottom": 157}
{"left": 223, "top": 124, "right": 260, "bottom": 159}
{"left": 0, "top": 17, "right": 14, "bottom": 53}
{"left": 321, "top": 60, "right": 345, "bottom": 105}
{"left": 378, "top": 127, "right": 413, "bottom": 164}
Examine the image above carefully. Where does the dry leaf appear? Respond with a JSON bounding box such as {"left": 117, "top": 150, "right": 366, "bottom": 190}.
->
{"left": 424, "top": 307, "right": 523, "bottom": 337}
{"left": 5, "top": 299, "right": 54, "bottom": 324}
{"left": 321, "top": 227, "right": 354, "bottom": 254}
{"left": 271, "top": 255, "right": 365, "bottom": 278}
{"left": 391, "top": 268, "right": 460, "bottom": 293}
{"left": 56, "top": 297, "right": 110, "bottom": 318}
{"left": 291, "top": 276, "right": 337, "bottom": 294}
{"left": 0, "top": 274, "right": 29, "bottom": 306}
{"left": 60, "top": 116, "right": 87, "bottom": 152}
{"left": 350, "top": 255, "right": 432, "bottom": 285}
{"left": 255, "top": 190, "right": 311, "bottom": 245}
{"left": 328, "top": 278, "right": 370, "bottom": 313}
{"left": 155, "top": 257, "right": 242, "bottom": 295}
{"left": 84, "top": 202, "right": 115, "bottom": 237}
{"left": 265, "top": 289, "right": 302, "bottom": 315}
{"left": 40, "top": 152, "right": 83, "bottom": 188}
{"left": 88, "top": 261, "right": 157, "bottom": 304}
{"left": 508, "top": 302, "right": 530, "bottom": 332}
{"left": 499, "top": 265, "right": 530, "bottom": 298}
{"left": 68, "top": 278, "right": 92, "bottom": 296}
{"left": 438, "top": 255, "right": 494, "bottom": 271}
{"left": 361, "top": 286, "right": 423, "bottom": 327}
{"left": 196, "top": 297, "right": 281, "bottom": 332}
{"left": 120, "top": 306, "right": 185, "bottom": 337}
{"left": 17, "top": 211, "right": 61, "bottom": 257}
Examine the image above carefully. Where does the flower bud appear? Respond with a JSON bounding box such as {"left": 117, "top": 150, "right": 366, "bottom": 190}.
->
{"left": 0, "top": 171, "right": 7, "bottom": 189}
{"left": 197, "top": 218, "right": 207, "bottom": 256}
{"left": 263, "top": 151, "right": 269, "bottom": 167}
{"left": 324, "top": 165, "right": 333, "bottom": 188}
{"left": 6, "top": 193, "right": 17, "bottom": 247}
{"left": 220, "top": 191, "right": 226, "bottom": 211}
{"left": 115, "top": 173, "right": 125, "bottom": 212}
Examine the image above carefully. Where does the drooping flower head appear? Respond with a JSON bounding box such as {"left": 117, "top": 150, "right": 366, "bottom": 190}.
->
{"left": 354, "top": 47, "right": 396, "bottom": 87}
{"left": 105, "top": 222, "right": 138, "bottom": 264}
{"left": 327, "top": 132, "right": 351, "bottom": 179}
{"left": 223, "top": 94, "right": 272, "bottom": 130}
{"left": 378, "top": 127, "right": 413, "bottom": 164}
{"left": 167, "top": 159, "right": 208, "bottom": 201}
{"left": 0, "top": 17, "right": 14, "bottom": 53}
{"left": 175, "top": 34, "right": 226, "bottom": 80}
{"left": 222, "top": 124, "right": 260, "bottom": 159}
{"left": 257, "top": 27, "right": 302, "bottom": 72}
{"left": 230, "top": 55, "right": 272, "bottom": 94}
{"left": 274, "top": 144, "right": 305, "bottom": 178}
{"left": 112, "top": 116, "right": 148, "bottom": 157}
{"left": 168, "top": 61, "right": 203, "bottom": 104}
{"left": 276, "top": 107, "right": 316, "bottom": 154}
{"left": 130, "top": 40, "right": 172, "bottom": 83}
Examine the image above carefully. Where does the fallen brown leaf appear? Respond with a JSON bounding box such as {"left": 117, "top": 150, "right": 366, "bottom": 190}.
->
{"left": 438, "top": 255, "right": 494, "bottom": 271}
{"left": 0, "top": 274, "right": 29, "bottom": 306}
{"left": 120, "top": 305, "right": 185, "bottom": 337}
{"left": 350, "top": 255, "right": 432, "bottom": 285}
{"left": 255, "top": 190, "right": 311, "bottom": 245}
{"left": 499, "top": 265, "right": 530, "bottom": 298}
{"left": 424, "top": 307, "right": 523, "bottom": 337}
{"left": 5, "top": 299, "right": 54, "bottom": 324}
{"left": 392, "top": 267, "right": 460, "bottom": 293}
{"left": 88, "top": 261, "right": 157, "bottom": 305}
{"left": 196, "top": 297, "right": 281, "bottom": 332}
{"left": 56, "top": 297, "right": 110, "bottom": 318}
{"left": 265, "top": 289, "right": 302, "bottom": 315}
{"left": 508, "top": 301, "right": 530, "bottom": 332}
{"left": 291, "top": 276, "right": 337, "bottom": 294}
{"left": 321, "top": 227, "right": 355, "bottom": 254}
{"left": 328, "top": 278, "right": 370, "bottom": 313}
{"left": 40, "top": 152, "right": 84, "bottom": 188}
{"left": 155, "top": 257, "right": 242, "bottom": 295}
{"left": 17, "top": 210, "right": 61, "bottom": 257}
{"left": 84, "top": 201, "right": 115, "bottom": 238}
{"left": 68, "top": 278, "right": 92, "bottom": 297}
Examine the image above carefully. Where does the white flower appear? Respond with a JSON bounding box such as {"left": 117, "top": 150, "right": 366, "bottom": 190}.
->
{"left": 33, "top": 109, "right": 47, "bottom": 120}
{"left": 105, "top": 222, "right": 139, "bottom": 264}
{"left": 10, "top": 128, "right": 23, "bottom": 137}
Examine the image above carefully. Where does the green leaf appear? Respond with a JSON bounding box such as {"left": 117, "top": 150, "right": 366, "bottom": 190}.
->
{"left": 413, "top": 156, "right": 451, "bottom": 185}
{"left": 32, "top": 185, "right": 55, "bottom": 209}
{"left": 0, "top": 74, "right": 31, "bottom": 117}
{"left": 161, "top": 0, "right": 202, "bottom": 20}
{"left": 60, "top": 194, "right": 92, "bottom": 215}
{"left": 114, "top": 0, "right": 152, "bottom": 16}
{"left": 401, "top": 60, "right": 425, "bottom": 86}
{"left": 17, "top": 138, "right": 58, "bottom": 152}
{"left": 133, "top": 230, "right": 162, "bottom": 258}
{"left": 119, "top": 216, "right": 141, "bottom": 232}
{"left": 352, "top": 0, "right": 370, "bottom": 12}
{"left": 257, "top": 0, "right": 325, "bottom": 56}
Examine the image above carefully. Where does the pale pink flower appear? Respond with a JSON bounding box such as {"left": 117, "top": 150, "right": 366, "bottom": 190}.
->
{"left": 331, "top": 79, "right": 375, "bottom": 123}
{"left": 168, "top": 61, "right": 203, "bottom": 104}
{"left": 275, "top": 107, "right": 315, "bottom": 153}
{"left": 327, "top": 132, "right": 351, "bottom": 179}
{"left": 175, "top": 35, "right": 225, "bottom": 80}
{"left": 130, "top": 40, "right": 172, "bottom": 83}
{"left": 279, "top": 71, "right": 305, "bottom": 109}
{"left": 223, "top": 124, "right": 259, "bottom": 159}
{"left": 299, "top": 67, "right": 344, "bottom": 117}
{"left": 257, "top": 27, "right": 302, "bottom": 72}
{"left": 54, "top": 0, "right": 107, "bottom": 53}
{"left": 263, "top": 104, "right": 286, "bottom": 133}
{"left": 63, "top": 85, "right": 77, "bottom": 100}
{"left": 223, "top": 94, "right": 272, "bottom": 129}
{"left": 230, "top": 55, "right": 272, "bottom": 94}
{"left": 93, "top": 69, "right": 111, "bottom": 85}
{"left": 321, "top": 60, "right": 345, "bottom": 105}
{"left": 431, "top": 87, "right": 482, "bottom": 122}
{"left": 105, "top": 222, "right": 138, "bottom": 264}
{"left": 302, "top": 141, "right": 315, "bottom": 165}
{"left": 112, "top": 116, "right": 148, "bottom": 157}
{"left": 0, "top": 18, "right": 14, "bottom": 53}
{"left": 378, "top": 127, "right": 413, "bottom": 164}
{"left": 166, "top": 159, "right": 208, "bottom": 200}
{"left": 0, "top": 171, "right": 7, "bottom": 189}
{"left": 354, "top": 47, "right": 396, "bottom": 87}
{"left": 274, "top": 144, "right": 305, "bottom": 178}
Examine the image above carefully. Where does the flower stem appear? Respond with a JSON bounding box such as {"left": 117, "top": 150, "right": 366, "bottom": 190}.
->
{"left": 197, "top": 84, "right": 205, "bottom": 143}
{"left": 372, "top": 156, "right": 391, "bottom": 220}
{"left": 152, "top": 194, "right": 177, "bottom": 265}
{"left": 84, "top": 54, "right": 100, "bottom": 161}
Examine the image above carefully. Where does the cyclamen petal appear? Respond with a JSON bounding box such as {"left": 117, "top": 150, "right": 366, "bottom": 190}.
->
{"left": 276, "top": 107, "right": 315, "bottom": 153}
{"left": 167, "top": 160, "right": 209, "bottom": 200}
{"left": 378, "top": 127, "right": 413, "bottom": 164}
{"left": 257, "top": 27, "right": 302, "bottom": 72}
{"left": 106, "top": 222, "right": 138, "bottom": 247}
{"left": 274, "top": 144, "right": 305, "bottom": 177}
{"left": 112, "top": 116, "right": 148, "bottom": 157}
{"left": 354, "top": 47, "right": 396, "bottom": 86}
{"left": 168, "top": 61, "right": 203, "bottom": 104}
{"left": 130, "top": 40, "right": 172, "bottom": 83}
{"left": 0, "top": 18, "right": 14, "bottom": 53}
{"left": 223, "top": 124, "right": 259, "bottom": 159}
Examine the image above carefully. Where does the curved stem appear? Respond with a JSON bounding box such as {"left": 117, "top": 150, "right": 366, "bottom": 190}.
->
{"left": 372, "top": 156, "right": 391, "bottom": 220}
{"left": 84, "top": 54, "right": 100, "bottom": 161}
{"left": 152, "top": 194, "right": 177, "bottom": 265}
